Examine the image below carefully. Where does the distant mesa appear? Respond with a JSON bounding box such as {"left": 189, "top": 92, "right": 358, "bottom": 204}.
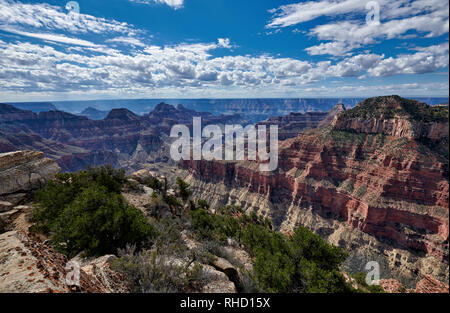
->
{"left": 0, "top": 103, "right": 25, "bottom": 114}
{"left": 38, "top": 110, "right": 89, "bottom": 121}
{"left": 0, "top": 103, "right": 37, "bottom": 123}
{"left": 151, "top": 102, "right": 179, "bottom": 114}
{"left": 148, "top": 102, "right": 213, "bottom": 120}
{"left": 105, "top": 108, "right": 139, "bottom": 121}
{"left": 0, "top": 101, "right": 246, "bottom": 172}
{"left": 80, "top": 107, "right": 109, "bottom": 120}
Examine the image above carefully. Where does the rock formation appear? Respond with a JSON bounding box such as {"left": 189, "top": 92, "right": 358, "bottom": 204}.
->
{"left": 0, "top": 103, "right": 247, "bottom": 172}
{"left": 333, "top": 96, "right": 449, "bottom": 142}
{"left": 257, "top": 103, "right": 345, "bottom": 140}
{"left": 79, "top": 107, "right": 109, "bottom": 120}
{"left": 0, "top": 150, "right": 132, "bottom": 293}
{"left": 0, "top": 151, "right": 60, "bottom": 206}
{"left": 178, "top": 96, "right": 449, "bottom": 290}
{"left": 0, "top": 231, "right": 128, "bottom": 293}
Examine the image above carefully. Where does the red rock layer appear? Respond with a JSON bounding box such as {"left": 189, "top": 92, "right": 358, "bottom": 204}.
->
{"left": 414, "top": 274, "right": 449, "bottom": 293}
{"left": 180, "top": 128, "right": 449, "bottom": 263}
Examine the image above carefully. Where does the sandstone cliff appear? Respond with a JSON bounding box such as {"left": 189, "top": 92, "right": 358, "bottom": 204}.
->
{"left": 333, "top": 96, "right": 449, "bottom": 142}
{"left": 178, "top": 96, "right": 449, "bottom": 289}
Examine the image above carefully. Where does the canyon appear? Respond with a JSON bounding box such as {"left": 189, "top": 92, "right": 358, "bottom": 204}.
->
{"left": 0, "top": 102, "right": 247, "bottom": 173}
{"left": 177, "top": 96, "right": 449, "bottom": 288}
{"left": 0, "top": 95, "right": 448, "bottom": 292}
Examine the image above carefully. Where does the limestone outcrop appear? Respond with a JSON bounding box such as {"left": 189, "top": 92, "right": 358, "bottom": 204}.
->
{"left": 0, "top": 150, "right": 60, "bottom": 206}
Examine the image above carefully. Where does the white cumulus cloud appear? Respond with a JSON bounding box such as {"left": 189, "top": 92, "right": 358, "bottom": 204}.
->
{"left": 267, "top": 0, "right": 449, "bottom": 56}
{"left": 129, "top": 0, "right": 184, "bottom": 9}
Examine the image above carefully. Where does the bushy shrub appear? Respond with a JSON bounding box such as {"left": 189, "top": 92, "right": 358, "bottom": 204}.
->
{"left": 189, "top": 207, "right": 354, "bottom": 293}
{"left": 112, "top": 246, "right": 205, "bottom": 293}
{"left": 197, "top": 199, "right": 209, "bottom": 210}
{"left": 353, "top": 272, "right": 385, "bottom": 293}
{"left": 142, "top": 176, "right": 163, "bottom": 191}
{"left": 176, "top": 177, "right": 192, "bottom": 201}
{"left": 32, "top": 166, "right": 157, "bottom": 257}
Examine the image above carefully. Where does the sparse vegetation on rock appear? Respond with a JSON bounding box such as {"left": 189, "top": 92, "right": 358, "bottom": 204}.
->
{"left": 31, "top": 166, "right": 157, "bottom": 257}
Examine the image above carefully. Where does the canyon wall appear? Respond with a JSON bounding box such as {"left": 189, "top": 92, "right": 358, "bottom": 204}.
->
{"left": 0, "top": 103, "right": 247, "bottom": 172}
{"left": 257, "top": 103, "right": 345, "bottom": 140}
{"left": 178, "top": 96, "right": 449, "bottom": 287}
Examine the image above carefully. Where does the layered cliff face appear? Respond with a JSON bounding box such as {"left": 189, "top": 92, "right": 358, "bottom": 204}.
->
{"left": 0, "top": 103, "right": 247, "bottom": 172}
{"left": 0, "top": 103, "right": 37, "bottom": 123}
{"left": 179, "top": 96, "right": 449, "bottom": 288}
{"left": 257, "top": 103, "right": 345, "bottom": 140}
{"left": 333, "top": 96, "right": 449, "bottom": 142}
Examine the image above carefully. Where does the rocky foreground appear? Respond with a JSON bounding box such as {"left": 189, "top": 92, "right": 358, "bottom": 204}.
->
{"left": 0, "top": 151, "right": 249, "bottom": 293}
{"left": 0, "top": 151, "right": 125, "bottom": 292}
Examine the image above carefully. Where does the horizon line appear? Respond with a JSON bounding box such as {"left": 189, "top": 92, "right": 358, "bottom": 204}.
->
{"left": 5, "top": 95, "right": 449, "bottom": 104}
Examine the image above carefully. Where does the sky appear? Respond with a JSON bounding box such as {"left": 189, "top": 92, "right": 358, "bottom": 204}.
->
{"left": 0, "top": 0, "right": 448, "bottom": 101}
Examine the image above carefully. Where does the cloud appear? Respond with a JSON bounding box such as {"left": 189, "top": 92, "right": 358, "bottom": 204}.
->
{"left": 267, "top": 0, "right": 366, "bottom": 28}
{"left": 305, "top": 41, "right": 361, "bottom": 56}
{"left": 0, "top": 0, "right": 134, "bottom": 34}
{"left": 217, "top": 38, "right": 232, "bottom": 49}
{"left": 0, "top": 0, "right": 447, "bottom": 99}
{"left": 301, "top": 81, "right": 449, "bottom": 96}
{"left": 2, "top": 28, "right": 99, "bottom": 47}
{"left": 106, "top": 36, "right": 147, "bottom": 47}
{"left": 268, "top": 0, "right": 449, "bottom": 55}
{"left": 0, "top": 34, "right": 446, "bottom": 98}
{"left": 367, "top": 42, "right": 449, "bottom": 77}
{"left": 129, "top": 0, "right": 184, "bottom": 9}
{"left": 329, "top": 53, "right": 384, "bottom": 77}
{"left": 309, "top": 11, "right": 448, "bottom": 45}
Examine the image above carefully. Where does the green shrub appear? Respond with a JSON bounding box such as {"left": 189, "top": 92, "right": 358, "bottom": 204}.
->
{"left": 353, "top": 272, "right": 385, "bottom": 293}
{"left": 142, "top": 176, "right": 163, "bottom": 190}
{"left": 197, "top": 199, "right": 209, "bottom": 210}
{"left": 112, "top": 246, "right": 206, "bottom": 293}
{"left": 32, "top": 166, "right": 157, "bottom": 257}
{"left": 189, "top": 207, "right": 354, "bottom": 293}
{"left": 176, "top": 177, "right": 192, "bottom": 201}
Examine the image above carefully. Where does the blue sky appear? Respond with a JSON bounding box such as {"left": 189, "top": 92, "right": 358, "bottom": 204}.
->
{"left": 0, "top": 0, "right": 448, "bottom": 101}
